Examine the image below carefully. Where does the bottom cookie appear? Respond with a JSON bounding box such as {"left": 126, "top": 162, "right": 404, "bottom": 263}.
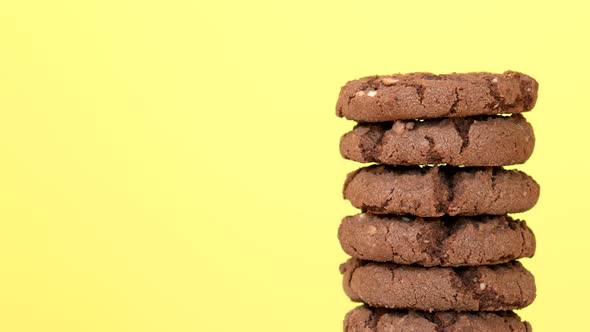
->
{"left": 344, "top": 306, "right": 532, "bottom": 332}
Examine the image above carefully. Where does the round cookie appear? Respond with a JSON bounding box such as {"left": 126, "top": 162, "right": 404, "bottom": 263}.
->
{"left": 336, "top": 71, "right": 538, "bottom": 122}
{"left": 344, "top": 306, "right": 532, "bottom": 332}
{"left": 340, "top": 258, "right": 536, "bottom": 311}
{"left": 343, "top": 165, "right": 539, "bottom": 217}
{"left": 338, "top": 214, "right": 535, "bottom": 266}
{"left": 340, "top": 114, "right": 534, "bottom": 166}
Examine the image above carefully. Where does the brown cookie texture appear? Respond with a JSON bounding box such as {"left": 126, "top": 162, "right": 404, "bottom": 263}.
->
{"left": 338, "top": 214, "right": 535, "bottom": 266}
{"left": 343, "top": 165, "right": 539, "bottom": 217}
{"left": 344, "top": 305, "right": 532, "bottom": 332}
{"left": 336, "top": 71, "right": 538, "bottom": 122}
{"left": 340, "top": 258, "right": 536, "bottom": 311}
{"left": 340, "top": 115, "right": 534, "bottom": 166}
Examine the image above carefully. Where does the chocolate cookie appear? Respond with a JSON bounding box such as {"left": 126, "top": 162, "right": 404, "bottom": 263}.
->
{"left": 336, "top": 71, "right": 538, "bottom": 122}
{"left": 343, "top": 165, "right": 539, "bottom": 217}
{"left": 340, "top": 115, "right": 534, "bottom": 166}
{"left": 338, "top": 214, "right": 535, "bottom": 266}
{"left": 341, "top": 258, "right": 536, "bottom": 311}
{"left": 344, "top": 306, "right": 532, "bottom": 332}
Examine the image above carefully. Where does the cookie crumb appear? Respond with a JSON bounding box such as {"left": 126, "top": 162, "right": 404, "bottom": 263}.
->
{"left": 367, "top": 90, "right": 377, "bottom": 97}
{"left": 492, "top": 77, "right": 498, "bottom": 83}
{"left": 381, "top": 77, "right": 399, "bottom": 86}
{"left": 480, "top": 283, "right": 487, "bottom": 290}
{"left": 392, "top": 121, "right": 406, "bottom": 134}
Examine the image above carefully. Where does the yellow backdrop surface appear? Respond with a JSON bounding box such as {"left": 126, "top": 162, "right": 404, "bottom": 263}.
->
{"left": 0, "top": 1, "right": 588, "bottom": 331}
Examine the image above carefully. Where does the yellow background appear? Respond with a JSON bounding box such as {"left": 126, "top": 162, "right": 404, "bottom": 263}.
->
{"left": 0, "top": 1, "right": 588, "bottom": 331}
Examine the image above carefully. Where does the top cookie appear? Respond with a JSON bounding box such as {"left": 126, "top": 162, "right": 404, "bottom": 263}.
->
{"left": 336, "top": 71, "right": 538, "bottom": 122}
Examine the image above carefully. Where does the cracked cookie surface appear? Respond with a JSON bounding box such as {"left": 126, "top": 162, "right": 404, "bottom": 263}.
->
{"left": 340, "top": 115, "right": 534, "bottom": 166}
{"left": 338, "top": 214, "right": 535, "bottom": 266}
{"left": 343, "top": 165, "right": 539, "bottom": 217}
{"left": 344, "top": 305, "right": 532, "bottom": 332}
{"left": 336, "top": 71, "right": 538, "bottom": 122}
{"left": 340, "top": 258, "right": 536, "bottom": 311}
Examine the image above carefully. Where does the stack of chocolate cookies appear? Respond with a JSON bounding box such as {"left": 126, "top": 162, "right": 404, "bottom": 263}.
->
{"left": 336, "top": 72, "right": 539, "bottom": 331}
